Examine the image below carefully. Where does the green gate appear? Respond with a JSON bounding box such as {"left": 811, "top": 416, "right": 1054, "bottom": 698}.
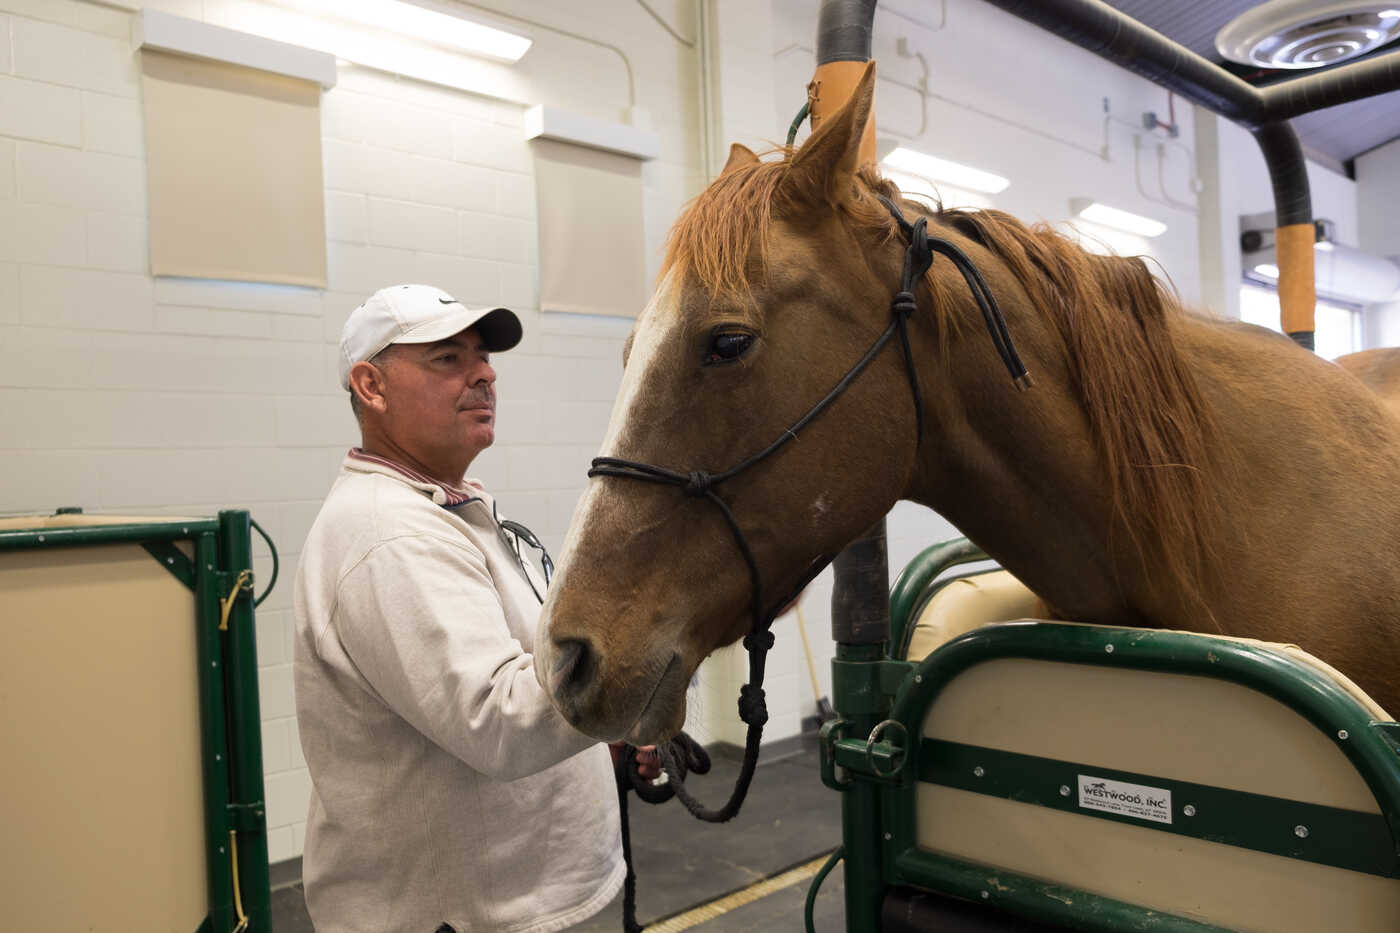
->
{"left": 0, "top": 509, "right": 274, "bottom": 933}
{"left": 813, "top": 538, "right": 1400, "bottom": 932}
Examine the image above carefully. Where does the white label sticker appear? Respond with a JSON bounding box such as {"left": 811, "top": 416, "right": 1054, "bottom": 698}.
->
{"left": 1076, "top": 774, "right": 1172, "bottom": 824}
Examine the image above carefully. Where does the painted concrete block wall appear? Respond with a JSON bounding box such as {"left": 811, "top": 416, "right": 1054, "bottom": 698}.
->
{"left": 1356, "top": 137, "right": 1400, "bottom": 260}
{"left": 1356, "top": 139, "right": 1400, "bottom": 345}
{"left": 0, "top": 0, "right": 704, "bottom": 864}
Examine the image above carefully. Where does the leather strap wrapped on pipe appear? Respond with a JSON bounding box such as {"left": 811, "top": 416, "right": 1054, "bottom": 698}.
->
{"left": 809, "top": 60, "right": 878, "bottom": 165}
{"left": 1278, "top": 222, "right": 1317, "bottom": 345}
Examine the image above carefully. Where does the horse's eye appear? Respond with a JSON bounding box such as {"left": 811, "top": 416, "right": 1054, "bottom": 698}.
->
{"left": 705, "top": 332, "right": 753, "bottom": 365}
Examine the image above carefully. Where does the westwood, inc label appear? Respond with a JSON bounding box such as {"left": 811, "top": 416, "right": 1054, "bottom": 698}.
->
{"left": 1076, "top": 774, "right": 1172, "bottom": 824}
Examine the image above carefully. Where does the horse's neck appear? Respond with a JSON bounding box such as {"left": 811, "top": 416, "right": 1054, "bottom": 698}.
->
{"left": 904, "top": 303, "right": 1141, "bottom": 622}
{"left": 908, "top": 300, "right": 1400, "bottom": 629}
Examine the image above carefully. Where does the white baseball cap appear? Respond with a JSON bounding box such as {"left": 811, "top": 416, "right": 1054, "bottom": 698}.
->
{"left": 338, "top": 284, "right": 522, "bottom": 389}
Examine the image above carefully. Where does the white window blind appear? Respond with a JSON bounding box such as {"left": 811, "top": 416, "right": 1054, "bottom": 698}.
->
{"left": 533, "top": 138, "right": 648, "bottom": 318}
{"left": 140, "top": 49, "right": 327, "bottom": 287}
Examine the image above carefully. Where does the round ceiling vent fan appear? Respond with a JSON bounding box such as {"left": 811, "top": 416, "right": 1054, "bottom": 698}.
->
{"left": 1216, "top": 1, "right": 1400, "bottom": 69}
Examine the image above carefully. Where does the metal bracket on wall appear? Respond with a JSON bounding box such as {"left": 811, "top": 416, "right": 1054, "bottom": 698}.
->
{"left": 142, "top": 540, "right": 197, "bottom": 590}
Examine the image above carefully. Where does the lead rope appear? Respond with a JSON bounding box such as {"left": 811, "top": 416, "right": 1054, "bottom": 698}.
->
{"left": 598, "top": 195, "right": 1031, "bottom": 929}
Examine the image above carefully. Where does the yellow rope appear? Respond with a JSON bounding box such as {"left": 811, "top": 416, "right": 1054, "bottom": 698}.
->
{"left": 219, "top": 569, "right": 254, "bottom": 631}
{"left": 229, "top": 829, "right": 249, "bottom": 933}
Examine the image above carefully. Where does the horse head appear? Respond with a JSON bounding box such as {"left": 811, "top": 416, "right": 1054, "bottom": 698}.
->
{"left": 534, "top": 64, "right": 920, "bottom": 743}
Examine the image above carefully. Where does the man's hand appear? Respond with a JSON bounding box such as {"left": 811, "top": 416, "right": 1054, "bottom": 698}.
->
{"left": 609, "top": 742, "right": 662, "bottom": 781}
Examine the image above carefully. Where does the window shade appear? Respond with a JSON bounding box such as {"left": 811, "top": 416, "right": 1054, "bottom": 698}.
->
{"left": 140, "top": 49, "right": 327, "bottom": 287}
{"left": 533, "top": 138, "right": 647, "bottom": 318}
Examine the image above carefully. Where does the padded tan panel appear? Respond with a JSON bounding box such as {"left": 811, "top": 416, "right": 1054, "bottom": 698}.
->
{"left": 905, "top": 571, "right": 1041, "bottom": 661}
{"left": 0, "top": 514, "right": 200, "bottom": 531}
{"left": 141, "top": 49, "right": 327, "bottom": 286}
{"left": 917, "top": 785, "right": 1400, "bottom": 933}
{"left": 905, "top": 570, "right": 1392, "bottom": 722}
{"left": 534, "top": 138, "right": 648, "bottom": 318}
{"left": 0, "top": 544, "right": 208, "bottom": 931}
{"left": 924, "top": 657, "right": 1379, "bottom": 811}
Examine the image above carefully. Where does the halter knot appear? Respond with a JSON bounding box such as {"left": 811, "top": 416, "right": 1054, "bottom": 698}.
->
{"left": 683, "top": 471, "right": 713, "bottom": 497}
{"left": 890, "top": 290, "right": 918, "bottom": 317}
{"left": 737, "top": 683, "right": 769, "bottom": 726}
{"left": 742, "top": 630, "right": 775, "bottom": 653}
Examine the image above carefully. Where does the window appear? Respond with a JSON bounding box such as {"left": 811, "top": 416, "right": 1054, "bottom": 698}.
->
{"left": 1238, "top": 283, "right": 1361, "bottom": 360}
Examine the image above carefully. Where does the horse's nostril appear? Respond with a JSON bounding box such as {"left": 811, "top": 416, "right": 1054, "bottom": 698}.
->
{"left": 551, "top": 638, "right": 594, "bottom": 694}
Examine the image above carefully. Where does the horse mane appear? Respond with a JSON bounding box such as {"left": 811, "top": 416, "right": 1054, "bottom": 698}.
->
{"left": 661, "top": 158, "right": 1218, "bottom": 613}
{"left": 935, "top": 206, "right": 1219, "bottom": 615}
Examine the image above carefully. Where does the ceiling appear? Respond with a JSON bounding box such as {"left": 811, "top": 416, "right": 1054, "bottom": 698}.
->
{"left": 1097, "top": 0, "right": 1400, "bottom": 172}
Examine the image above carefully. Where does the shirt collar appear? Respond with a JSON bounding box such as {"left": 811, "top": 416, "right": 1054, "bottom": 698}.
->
{"left": 345, "top": 448, "right": 485, "bottom": 507}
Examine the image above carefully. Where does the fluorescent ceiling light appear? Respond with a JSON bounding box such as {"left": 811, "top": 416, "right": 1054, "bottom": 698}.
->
{"left": 292, "top": 0, "right": 531, "bottom": 62}
{"left": 1070, "top": 198, "right": 1167, "bottom": 238}
{"left": 881, "top": 147, "right": 1010, "bottom": 194}
{"left": 1254, "top": 263, "right": 1281, "bottom": 279}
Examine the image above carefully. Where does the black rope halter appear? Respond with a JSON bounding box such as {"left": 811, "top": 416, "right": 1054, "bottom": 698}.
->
{"left": 593, "top": 196, "right": 1031, "bottom": 927}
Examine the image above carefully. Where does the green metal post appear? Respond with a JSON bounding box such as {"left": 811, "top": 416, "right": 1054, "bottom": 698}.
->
{"left": 219, "top": 510, "right": 272, "bottom": 933}
{"left": 830, "top": 520, "right": 893, "bottom": 933}
{"left": 835, "top": 644, "right": 886, "bottom": 933}
{"left": 195, "top": 531, "right": 237, "bottom": 933}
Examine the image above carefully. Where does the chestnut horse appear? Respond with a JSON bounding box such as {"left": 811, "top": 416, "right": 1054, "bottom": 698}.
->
{"left": 535, "top": 63, "right": 1400, "bottom": 743}
{"left": 1339, "top": 347, "right": 1400, "bottom": 419}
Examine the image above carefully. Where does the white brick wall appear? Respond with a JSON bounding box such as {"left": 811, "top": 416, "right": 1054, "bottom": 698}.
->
{"left": 0, "top": 0, "right": 705, "bottom": 865}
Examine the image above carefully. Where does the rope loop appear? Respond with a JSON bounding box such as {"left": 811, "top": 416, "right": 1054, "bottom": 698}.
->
{"left": 742, "top": 630, "right": 775, "bottom": 652}
{"left": 890, "top": 290, "right": 918, "bottom": 317}
{"left": 683, "top": 470, "right": 713, "bottom": 497}
{"left": 737, "top": 683, "right": 769, "bottom": 726}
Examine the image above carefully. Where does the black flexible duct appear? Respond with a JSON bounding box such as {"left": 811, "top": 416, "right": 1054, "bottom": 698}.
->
{"left": 980, "top": 0, "right": 1262, "bottom": 122}
{"left": 976, "top": 0, "right": 1400, "bottom": 349}
{"left": 816, "top": 0, "right": 879, "bottom": 64}
{"left": 1252, "top": 122, "right": 1312, "bottom": 227}
{"left": 1260, "top": 49, "right": 1400, "bottom": 122}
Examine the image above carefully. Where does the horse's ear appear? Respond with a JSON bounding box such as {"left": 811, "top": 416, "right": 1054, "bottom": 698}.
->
{"left": 784, "top": 60, "right": 876, "bottom": 206}
{"left": 721, "top": 142, "right": 759, "bottom": 176}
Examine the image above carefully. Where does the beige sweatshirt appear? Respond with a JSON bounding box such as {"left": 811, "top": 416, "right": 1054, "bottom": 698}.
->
{"left": 293, "top": 452, "right": 623, "bottom": 933}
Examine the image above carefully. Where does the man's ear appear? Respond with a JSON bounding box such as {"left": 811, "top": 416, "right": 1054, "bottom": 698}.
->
{"left": 781, "top": 60, "right": 876, "bottom": 207}
{"left": 348, "top": 359, "right": 390, "bottom": 416}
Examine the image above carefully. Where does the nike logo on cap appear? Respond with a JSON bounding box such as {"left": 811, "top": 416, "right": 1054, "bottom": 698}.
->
{"left": 438, "top": 298, "right": 458, "bottom": 305}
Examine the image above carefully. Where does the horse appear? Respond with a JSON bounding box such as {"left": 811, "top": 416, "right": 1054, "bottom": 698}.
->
{"left": 1338, "top": 347, "right": 1400, "bottom": 419}
{"left": 534, "top": 62, "right": 1400, "bottom": 744}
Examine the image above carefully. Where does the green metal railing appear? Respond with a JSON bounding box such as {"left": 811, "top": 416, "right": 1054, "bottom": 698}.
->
{"left": 814, "top": 536, "right": 1400, "bottom": 933}
{"left": 1, "top": 510, "right": 273, "bottom": 933}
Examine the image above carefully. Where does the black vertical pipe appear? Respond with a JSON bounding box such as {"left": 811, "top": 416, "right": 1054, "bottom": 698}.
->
{"left": 816, "top": 0, "right": 886, "bottom": 644}
{"left": 830, "top": 522, "right": 892, "bottom": 643}
{"left": 814, "top": 4, "right": 887, "bottom": 932}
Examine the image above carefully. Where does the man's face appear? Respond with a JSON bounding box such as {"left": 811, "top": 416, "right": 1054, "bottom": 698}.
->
{"left": 379, "top": 326, "right": 497, "bottom": 470}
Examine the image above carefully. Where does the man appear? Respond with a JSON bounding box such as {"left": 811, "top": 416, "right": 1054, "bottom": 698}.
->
{"left": 294, "top": 284, "right": 648, "bottom": 933}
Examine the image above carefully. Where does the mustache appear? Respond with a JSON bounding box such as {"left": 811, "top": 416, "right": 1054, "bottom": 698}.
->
{"left": 459, "top": 388, "right": 495, "bottom": 410}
